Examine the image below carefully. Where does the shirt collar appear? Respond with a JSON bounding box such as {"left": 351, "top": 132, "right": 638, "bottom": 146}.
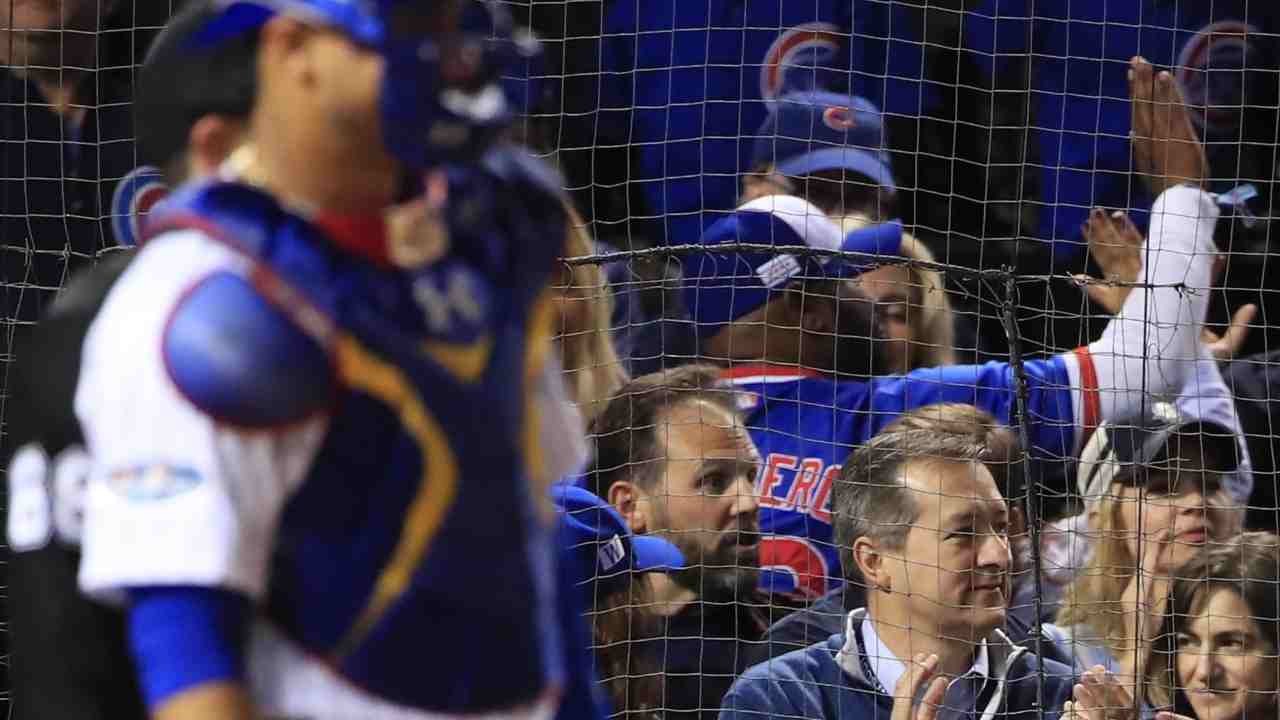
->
{"left": 860, "top": 613, "right": 907, "bottom": 695}
{"left": 847, "top": 612, "right": 994, "bottom": 693}
{"left": 965, "top": 641, "right": 991, "bottom": 680}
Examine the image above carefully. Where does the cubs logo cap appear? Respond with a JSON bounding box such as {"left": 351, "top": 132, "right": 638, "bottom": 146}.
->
{"left": 752, "top": 90, "right": 896, "bottom": 192}
{"left": 195, "top": 0, "right": 384, "bottom": 48}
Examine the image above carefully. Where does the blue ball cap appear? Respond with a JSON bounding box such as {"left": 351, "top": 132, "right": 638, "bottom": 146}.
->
{"left": 753, "top": 90, "right": 896, "bottom": 192}
{"left": 681, "top": 195, "right": 903, "bottom": 338}
{"left": 196, "top": 0, "right": 385, "bottom": 47}
{"left": 551, "top": 484, "right": 685, "bottom": 592}
{"left": 194, "top": 0, "right": 529, "bottom": 170}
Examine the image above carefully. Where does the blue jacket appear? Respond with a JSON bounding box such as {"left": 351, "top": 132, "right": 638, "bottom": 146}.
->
{"left": 722, "top": 609, "right": 1074, "bottom": 720}
{"left": 748, "top": 588, "right": 1070, "bottom": 670}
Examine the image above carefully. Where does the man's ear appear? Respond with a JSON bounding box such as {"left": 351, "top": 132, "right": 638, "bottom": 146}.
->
{"left": 852, "top": 536, "right": 893, "bottom": 593}
{"left": 188, "top": 116, "right": 247, "bottom": 180}
{"left": 608, "top": 481, "right": 647, "bottom": 534}
{"left": 259, "top": 15, "right": 313, "bottom": 81}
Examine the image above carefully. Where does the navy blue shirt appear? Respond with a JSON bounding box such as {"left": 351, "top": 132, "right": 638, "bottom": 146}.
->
{"left": 632, "top": 593, "right": 769, "bottom": 720}
{"left": 722, "top": 615, "right": 1074, "bottom": 720}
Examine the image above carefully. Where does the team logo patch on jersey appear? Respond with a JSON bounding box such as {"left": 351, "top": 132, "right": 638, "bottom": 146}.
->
{"left": 107, "top": 464, "right": 202, "bottom": 502}
{"left": 111, "top": 165, "right": 170, "bottom": 247}
{"left": 760, "top": 22, "right": 843, "bottom": 104}
{"left": 1176, "top": 21, "right": 1259, "bottom": 134}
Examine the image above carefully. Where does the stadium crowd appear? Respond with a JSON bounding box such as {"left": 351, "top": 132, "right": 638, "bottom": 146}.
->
{"left": 3, "top": 2, "right": 1280, "bottom": 720}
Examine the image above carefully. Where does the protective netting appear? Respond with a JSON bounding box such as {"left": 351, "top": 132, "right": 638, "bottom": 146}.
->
{"left": 1, "top": 1, "right": 1280, "bottom": 719}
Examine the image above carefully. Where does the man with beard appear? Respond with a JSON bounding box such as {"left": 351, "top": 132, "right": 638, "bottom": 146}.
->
{"left": 583, "top": 364, "right": 764, "bottom": 720}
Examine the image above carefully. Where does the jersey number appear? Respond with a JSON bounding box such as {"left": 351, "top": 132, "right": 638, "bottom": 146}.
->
{"left": 759, "top": 535, "right": 830, "bottom": 599}
{"left": 6, "top": 443, "right": 90, "bottom": 551}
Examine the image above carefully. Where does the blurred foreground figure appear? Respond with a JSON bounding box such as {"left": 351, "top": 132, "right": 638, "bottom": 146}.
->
{"left": 71, "top": 1, "right": 588, "bottom": 718}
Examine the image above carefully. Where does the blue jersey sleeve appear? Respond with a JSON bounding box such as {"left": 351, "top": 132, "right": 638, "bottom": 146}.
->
{"left": 867, "top": 356, "right": 1077, "bottom": 461}
{"left": 128, "top": 587, "right": 249, "bottom": 710}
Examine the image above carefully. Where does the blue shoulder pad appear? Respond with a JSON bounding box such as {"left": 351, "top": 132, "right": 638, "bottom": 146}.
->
{"left": 164, "top": 272, "right": 335, "bottom": 428}
{"left": 146, "top": 180, "right": 285, "bottom": 260}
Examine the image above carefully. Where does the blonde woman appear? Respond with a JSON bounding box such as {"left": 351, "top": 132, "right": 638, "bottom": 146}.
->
{"left": 837, "top": 214, "right": 957, "bottom": 374}
{"left": 1046, "top": 404, "right": 1243, "bottom": 700}
{"left": 554, "top": 204, "right": 629, "bottom": 423}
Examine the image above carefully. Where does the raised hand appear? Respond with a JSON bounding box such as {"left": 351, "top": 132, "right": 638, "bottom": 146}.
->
{"left": 1201, "top": 300, "right": 1258, "bottom": 362}
{"left": 1063, "top": 666, "right": 1141, "bottom": 720}
{"left": 1138, "top": 524, "right": 1178, "bottom": 580}
{"left": 891, "top": 653, "right": 949, "bottom": 720}
{"left": 1076, "top": 208, "right": 1143, "bottom": 314}
{"left": 1076, "top": 205, "right": 1257, "bottom": 360}
{"left": 1129, "top": 56, "right": 1208, "bottom": 197}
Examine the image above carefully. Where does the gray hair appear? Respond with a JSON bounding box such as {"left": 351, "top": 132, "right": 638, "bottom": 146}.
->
{"left": 835, "top": 428, "right": 987, "bottom": 583}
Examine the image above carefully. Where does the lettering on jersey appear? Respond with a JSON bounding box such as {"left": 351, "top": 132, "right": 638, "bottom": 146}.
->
{"left": 107, "top": 464, "right": 202, "bottom": 502}
{"left": 758, "top": 453, "right": 797, "bottom": 507}
{"left": 782, "top": 458, "right": 823, "bottom": 510}
{"left": 6, "top": 443, "right": 92, "bottom": 550}
{"left": 757, "top": 452, "right": 837, "bottom": 522}
{"left": 599, "top": 534, "right": 627, "bottom": 572}
{"left": 809, "top": 465, "right": 839, "bottom": 524}
{"left": 1176, "top": 21, "right": 1258, "bottom": 133}
{"left": 760, "top": 22, "right": 844, "bottom": 104}
{"left": 412, "top": 266, "right": 486, "bottom": 335}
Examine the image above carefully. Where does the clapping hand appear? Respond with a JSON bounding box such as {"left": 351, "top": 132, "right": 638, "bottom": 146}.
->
{"left": 890, "top": 654, "right": 949, "bottom": 720}
{"left": 1062, "top": 666, "right": 1140, "bottom": 720}
{"left": 1075, "top": 208, "right": 1143, "bottom": 315}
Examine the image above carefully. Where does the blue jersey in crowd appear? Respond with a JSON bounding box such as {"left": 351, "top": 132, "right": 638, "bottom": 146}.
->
{"left": 724, "top": 355, "right": 1089, "bottom": 598}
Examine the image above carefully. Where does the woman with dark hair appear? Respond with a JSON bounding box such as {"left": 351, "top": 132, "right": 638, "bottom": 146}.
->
{"left": 1147, "top": 533, "right": 1280, "bottom": 720}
